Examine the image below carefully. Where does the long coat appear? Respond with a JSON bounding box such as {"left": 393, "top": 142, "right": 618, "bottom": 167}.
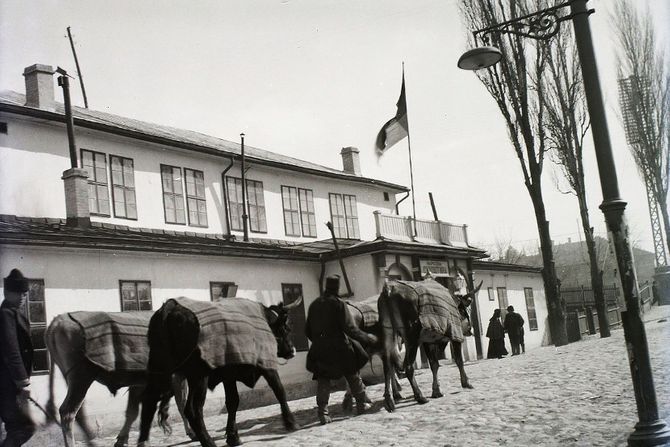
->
{"left": 485, "top": 317, "right": 507, "bottom": 359}
{"left": 504, "top": 311, "right": 525, "bottom": 344}
{"left": 305, "top": 294, "right": 371, "bottom": 380}
{"left": 0, "top": 301, "right": 33, "bottom": 392}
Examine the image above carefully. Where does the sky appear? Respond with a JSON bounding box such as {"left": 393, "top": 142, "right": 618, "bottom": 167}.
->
{"left": 1, "top": 0, "right": 668, "bottom": 256}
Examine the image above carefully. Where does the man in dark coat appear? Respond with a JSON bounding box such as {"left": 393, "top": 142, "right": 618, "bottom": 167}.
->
{"left": 503, "top": 305, "right": 525, "bottom": 356}
{"left": 0, "top": 269, "right": 35, "bottom": 447}
{"left": 305, "top": 275, "right": 377, "bottom": 424}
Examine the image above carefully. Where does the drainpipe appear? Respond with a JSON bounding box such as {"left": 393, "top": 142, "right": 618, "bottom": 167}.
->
{"left": 395, "top": 191, "right": 410, "bottom": 215}
{"left": 221, "top": 156, "right": 235, "bottom": 238}
{"left": 240, "top": 133, "right": 249, "bottom": 242}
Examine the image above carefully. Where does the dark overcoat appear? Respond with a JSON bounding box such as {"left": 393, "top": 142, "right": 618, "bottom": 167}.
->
{"left": 0, "top": 301, "right": 33, "bottom": 392}
{"left": 305, "top": 294, "right": 370, "bottom": 380}
{"left": 486, "top": 317, "right": 508, "bottom": 359}
{"left": 504, "top": 311, "right": 525, "bottom": 344}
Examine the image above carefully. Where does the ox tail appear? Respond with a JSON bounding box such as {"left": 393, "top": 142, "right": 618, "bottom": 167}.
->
{"left": 45, "top": 325, "right": 59, "bottom": 425}
{"left": 378, "top": 286, "right": 403, "bottom": 372}
{"left": 156, "top": 392, "right": 173, "bottom": 435}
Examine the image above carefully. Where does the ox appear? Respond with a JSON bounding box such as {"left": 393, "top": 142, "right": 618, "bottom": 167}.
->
{"left": 378, "top": 273, "right": 482, "bottom": 412}
{"left": 45, "top": 311, "right": 193, "bottom": 447}
{"left": 137, "top": 296, "right": 301, "bottom": 447}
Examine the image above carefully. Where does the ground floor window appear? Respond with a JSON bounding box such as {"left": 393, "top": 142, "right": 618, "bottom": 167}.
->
{"left": 210, "top": 282, "right": 238, "bottom": 301}
{"left": 24, "top": 279, "right": 48, "bottom": 373}
{"left": 119, "top": 280, "right": 152, "bottom": 311}
{"left": 282, "top": 283, "right": 308, "bottom": 352}
{"left": 524, "top": 287, "right": 538, "bottom": 331}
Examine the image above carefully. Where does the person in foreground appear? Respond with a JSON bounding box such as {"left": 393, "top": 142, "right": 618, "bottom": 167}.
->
{"left": 0, "top": 269, "right": 35, "bottom": 447}
{"left": 305, "top": 275, "right": 378, "bottom": 424}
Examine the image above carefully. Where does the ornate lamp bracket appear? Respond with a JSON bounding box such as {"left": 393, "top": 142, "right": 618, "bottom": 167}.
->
{"left": 473, "top": 0, "right": 594, "bottom": 43}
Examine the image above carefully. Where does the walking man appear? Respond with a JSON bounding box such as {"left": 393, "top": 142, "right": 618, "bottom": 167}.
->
{"left": 0, "top": 269, "right": 35, "bottom": 447}
{"left": 503, "top": 305, "right": 525, "bottom": 356}
{"left": 305, "top": 275, "right": 377, "bottom": 424}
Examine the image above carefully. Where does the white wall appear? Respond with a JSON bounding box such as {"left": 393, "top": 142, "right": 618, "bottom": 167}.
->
{"left": 0, "top": 114, "right": 398, "bottom": 241}
{"left": 474, "top": 268, "right": 550, "bottom": 354}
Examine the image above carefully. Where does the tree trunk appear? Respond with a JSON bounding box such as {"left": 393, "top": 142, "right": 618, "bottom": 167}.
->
{"left": 531, "top": 189, "right": 568, "bottom": 346}
{"left": 578, "top": 194, "right": 610, "bottom": 337}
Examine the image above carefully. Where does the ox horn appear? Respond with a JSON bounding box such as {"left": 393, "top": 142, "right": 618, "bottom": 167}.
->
{"left": 284, "top": 295, "right": 303, "bottom": 310}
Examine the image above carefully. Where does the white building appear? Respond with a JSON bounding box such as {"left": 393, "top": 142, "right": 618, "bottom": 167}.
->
{"left": 0, "top": 64, "right": 547, "bottom": 421}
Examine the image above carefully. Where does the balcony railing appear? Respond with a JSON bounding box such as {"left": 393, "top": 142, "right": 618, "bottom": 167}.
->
{"left": 373, "top": 211, "right": 469, "bottom": 247}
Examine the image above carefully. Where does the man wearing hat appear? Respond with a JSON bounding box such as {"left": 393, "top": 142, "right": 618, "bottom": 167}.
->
{"left": 305, "top": 275, "right": 377, "bottom": 424}
{"left": 0, "top": 269, "right": 36, "bottom": 446}
{"left": 503, "top": 305, "right": 525, "bottom": 356}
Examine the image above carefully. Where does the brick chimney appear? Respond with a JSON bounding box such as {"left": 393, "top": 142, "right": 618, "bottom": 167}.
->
{"left": 23, "top": 64, "right": 55, "bottom": 110}
{"left": 341, "top": 146, "right": 361, "bottom": 176}
{"left": 62, "top": 168, "right": 90, "bottom": 227}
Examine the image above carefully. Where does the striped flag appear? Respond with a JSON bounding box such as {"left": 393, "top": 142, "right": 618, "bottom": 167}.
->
{"left": 376, "top": 74, "right": 408, "bottom": 154}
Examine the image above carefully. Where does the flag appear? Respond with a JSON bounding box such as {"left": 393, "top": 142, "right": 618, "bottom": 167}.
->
{"left": 376, "top": 74, "right": 408, "bottom": 154}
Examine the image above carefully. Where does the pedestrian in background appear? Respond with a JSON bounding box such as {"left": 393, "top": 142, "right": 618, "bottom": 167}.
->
{"left": 305, "top": 275, "right": 378, "bottom": 425}
{"left": 486, "top": 308, "right": 508, "bottom": 359}
{"left": 504, "top": 305, "right": 525, "bottom": 356}
{"left": 0, "top": 268, "right": 36, "bottom": 447}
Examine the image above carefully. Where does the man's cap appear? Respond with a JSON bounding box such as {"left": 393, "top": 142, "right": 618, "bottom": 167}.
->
{"left": 4, "top": 269, "right": 29, "bottom": 293}
{"left": 324, "top": 275, "right": 340, "bottom": 296}
{"left": 507, "top": 305, "right": 514, "bottom": 312}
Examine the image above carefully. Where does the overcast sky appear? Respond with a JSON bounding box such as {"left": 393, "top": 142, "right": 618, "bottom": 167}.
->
{"left": 1, "top": 0, "right": 668, "bottom": 256}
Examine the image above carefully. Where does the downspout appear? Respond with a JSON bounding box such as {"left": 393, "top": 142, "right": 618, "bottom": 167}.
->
{"left": 395, "top": 191, "right": 410, "bottom": 215}
{"left": 221, "top": 156, "right": 235, "bottom": 238}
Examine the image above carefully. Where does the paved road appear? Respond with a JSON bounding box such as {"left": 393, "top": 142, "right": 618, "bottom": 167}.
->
{"left": 31, "top": 306, "right": 670, "bottom": 447}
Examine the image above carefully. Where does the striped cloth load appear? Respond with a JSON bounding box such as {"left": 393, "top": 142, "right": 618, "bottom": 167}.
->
{"left": 69, "top": 311, "right": 153, "bottom": 372}
{"left": 170, "top": 297, "right": 278, "bottom": 370}
{"left": 346, "top": 296, "right": 380, "bottom": 329}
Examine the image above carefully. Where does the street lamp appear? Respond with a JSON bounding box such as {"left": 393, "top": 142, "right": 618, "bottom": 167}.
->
{"left": 458, "top": 1, "right": 670, "bottom": 446}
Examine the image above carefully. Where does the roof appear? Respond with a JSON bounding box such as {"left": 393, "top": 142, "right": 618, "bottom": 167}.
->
{"left": 0, "top": 90, "right": 408, "bottom": 193}
{"left": 473, "top": 260, "right": 542, "bottom": 274}
{"left": 0, "top": 214, "right": 486, "bottom": 261}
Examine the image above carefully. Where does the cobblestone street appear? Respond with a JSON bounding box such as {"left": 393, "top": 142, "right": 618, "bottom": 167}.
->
{"left": 32, "top": 306, "right": 670, "bottom": 447}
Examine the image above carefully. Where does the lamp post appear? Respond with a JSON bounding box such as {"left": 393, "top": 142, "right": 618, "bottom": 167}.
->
{"left": 458, "top": 1, "right": 670, "bottom": 445}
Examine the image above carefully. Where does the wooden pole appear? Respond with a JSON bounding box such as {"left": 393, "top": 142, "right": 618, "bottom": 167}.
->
{"left": 66, "top": 26, "right": 88, "bottom": 109}
{"left": 326, "top": 221, "right": 353, "bottom": 297}
{"left": 429, "top": 192, "right": 439, "bottom": 221}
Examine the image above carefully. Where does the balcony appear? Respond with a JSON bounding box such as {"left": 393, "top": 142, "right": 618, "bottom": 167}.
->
{"left": 373, "top": 211, "right": 469, "bottom": 247}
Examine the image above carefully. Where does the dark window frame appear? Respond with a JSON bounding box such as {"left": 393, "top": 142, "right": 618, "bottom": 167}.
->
{"left": 281, "top": 185, "right": 301, "bottom": 237}
{"left": 119, "top": 280, "right": 153, "bottom": 312}
{"left": 329, "top": 193, "right": 359, "bottom": 239}
{"left": 524, "top": 287, "right": 538, "bottom": 331}
{"left": 110, "top": 154, "right": 138, "bottom": 220}
{"left": 298, "top": 188, "right": 317, "bottom": 238}
{"left": 160, "top": 164, "right": 187, "bottom": 225}
{"left": 281, "top": 283, "right": 308, "bottom": 352}
{"left": 24, "top": 279, "right": 48, "bottom": 374}
{"left": 487, "top": 287, "right": 495, "bottom": 301}
{"left": 184, "top": 167, "right": 208, "bottom": 227}
{"left": 225, "top": 176, "right": 267, "bottom": 233}
{"left": 81, "top": 148, "right": 111, "bottom": 217}
{"left": 210, "top": 281, "right": 238, "bottom": 301}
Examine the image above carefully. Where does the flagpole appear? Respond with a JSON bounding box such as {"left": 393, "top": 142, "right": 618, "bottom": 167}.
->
{"left": 402, "top": 63, "right": 418, "bottom": 237}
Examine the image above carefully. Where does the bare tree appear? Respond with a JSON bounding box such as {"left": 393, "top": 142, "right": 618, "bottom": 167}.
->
{"left": 612, "top": 0, "right": 670, "bottom": 259}
{"left": 491, "top": 237, "right": 526, "bottom": 264}
{"left": 541, "top": 22, "right": 611, "bottom": 336}
{"left": 459, "top": 0, "right": 568, "bottom": 345}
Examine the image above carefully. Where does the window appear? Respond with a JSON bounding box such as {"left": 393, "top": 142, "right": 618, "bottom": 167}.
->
{"left": 329, "top": 193, "right": 360, "bottom": 239}
{"left": 281, "top": 186, "right": 301, "bottom": 236}
{"left": 497, "top": 287, "right": 509, "bottom": 319}
{"left": 120, "top": 281, "right": 152, "bottom": 311}
{"left": 226, "top": 176, "right": 267, "bottom": 233}
{"left": 298, "top": 188, "right": 317, "bottom": 237}
{"left": 282, "top": 284, "right": 308, "bottom": 352}
{"left": 487, "top": 287, "right": 495, "bottom": 301}
{"left": 161, "top": 165, "right": 186, "bottom": 225}
{"left": 210, "top": 282, "right": 238, "bottom": 301}
{"left": 383, "top": 191, "right": 390, "bottom": 201}
{"left": 524, "top": 287, "right": 538, "bottom": 331}
{"left": 82, "top": 149, "right": 110, "bottom": 216}
{"left": 184, "top": 168, "right": 208, "bottom": 227}
{"left": 23, "top": 279, "right": 48, "bottom": 373}
{"left": 110, "top": 155, "right": 137, "bottom": 219}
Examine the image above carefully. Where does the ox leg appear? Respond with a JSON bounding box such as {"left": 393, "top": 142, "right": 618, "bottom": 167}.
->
{"left": 113, "top": 386, "right": 142, "bottom": 447}
{"left": 59, "top": 371, "right": 95, "bottom": 447}
{"left": 184, "top": 376, "right": 216, "bottom": 447}
{"left": 222, "top": 380, "right": 241, "bottom": 446}
{"left": 426, "top": 345, "right": 443, "bottom": 398}
{"left": 342, "top": 386, "right": 353, "bottom": 412}
{"left": 404, "top": 343, "right": 428, "bottom": 405}
{"left": 171, "top": 374, "right": 196, "bottom": 440}
{"left": 137, "top": 382, "right": 163, "bottom": 447}
{"left": 392, "top": 373, "right": 403, "bottom": 401}
{"left": 381, "top": 351, "right": 397, "bottom": 412}
{"left": 452, "top": 342, "right": 473, "bottom": 389}
{"left": 261, "top": 369, "right": 299, "bottom": 431}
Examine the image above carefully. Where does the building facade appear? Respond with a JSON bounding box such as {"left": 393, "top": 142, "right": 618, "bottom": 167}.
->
{"left": 1, "top": 64, "right": 496, "bottom": 419}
